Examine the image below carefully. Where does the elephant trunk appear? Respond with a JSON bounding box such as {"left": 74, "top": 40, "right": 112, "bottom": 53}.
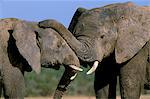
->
{"left": 38, "top": 20, "right": 94, "bottom": 62}
{"left": 53, "top": 66, "right": 77, "bottom": 99}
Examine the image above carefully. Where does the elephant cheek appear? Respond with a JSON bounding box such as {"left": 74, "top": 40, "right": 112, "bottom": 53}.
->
{"left": 95, "top": 41, "right": 104, "bottom": 62}
{"left": 63, "top": 54, "right": 79, "bottom": 66}
{"left": 103, "top": 43, "right": 115, "bottom": 58}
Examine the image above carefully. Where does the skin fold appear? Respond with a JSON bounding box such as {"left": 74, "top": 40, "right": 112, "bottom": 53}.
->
{"left": 0, "top": 18, "right": 82, "bottom": 99}
{"left": 39, "top": 2, "right": 150, "bottom": 99}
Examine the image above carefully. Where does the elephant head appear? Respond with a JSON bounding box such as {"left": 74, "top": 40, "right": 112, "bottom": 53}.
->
{"left": 0, "top": 18, "right": 82, "bottom": 98}
{"left": 39, "top": 2, "right": 150, "bottom": 74}
{"left": 26, "top": 21, "right": 83, "bottom": 98}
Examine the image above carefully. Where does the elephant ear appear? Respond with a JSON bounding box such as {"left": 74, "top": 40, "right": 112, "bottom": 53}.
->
{"left": 68, "top": 7, "right": 87, "bottom": 32}
{"left": 115, "top": 10, "right": 150, "bottom": 63}
{"left": 12, "top": 21, "right": 41, "bottom": 73}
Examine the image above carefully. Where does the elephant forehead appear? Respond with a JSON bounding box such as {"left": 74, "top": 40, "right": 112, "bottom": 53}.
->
{"left": 24, "top": 21, "right": 40, "bottom": 32}
{"left": 40, "top": 28, "right": 75, "bottom": 55}
{"left": 40, "top": 28, "right": 64, "bottom": 49}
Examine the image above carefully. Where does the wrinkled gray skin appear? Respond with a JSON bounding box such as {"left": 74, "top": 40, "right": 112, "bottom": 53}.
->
{"left": 0, "top": 18, "right": 81, "bottom": 99}
{"left": 39, "top": 2, "right": 150, "bottom": 99}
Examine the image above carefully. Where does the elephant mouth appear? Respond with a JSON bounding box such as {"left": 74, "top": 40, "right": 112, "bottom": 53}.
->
{"left": 41, "top": 62, "right": 83, "bottom": 71}
{"left": 41, "top": 62, "right": 60, "bottom": 70}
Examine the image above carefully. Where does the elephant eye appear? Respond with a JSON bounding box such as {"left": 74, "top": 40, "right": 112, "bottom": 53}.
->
{"left": 121, "top": 16, "right": 124, "bottom": 19}
{"left": 120, "top": 16, "right": 127, "bottom": 20}
{"left": 100, "top": 35, "right": 105, "bottom": 39}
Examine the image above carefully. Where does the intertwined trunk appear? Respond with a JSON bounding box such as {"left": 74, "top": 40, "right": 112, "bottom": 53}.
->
{"left": 39, "top": 20, "right": 96, "bottom": 62}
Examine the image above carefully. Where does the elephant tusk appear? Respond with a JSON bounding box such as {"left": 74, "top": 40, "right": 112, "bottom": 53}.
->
{"left": 86, "top": 61, "right": 99, "bottom": 75}
{"left": 70, "top": 73, "right": 77, "bottom": 80}
{"left": 69, "top": 65, "right": 83, "bottom": 71}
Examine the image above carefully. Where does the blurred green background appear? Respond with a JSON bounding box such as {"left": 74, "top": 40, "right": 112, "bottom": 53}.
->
{"left": 24, "top": 67, "right": 94, "bottom": 97}
{"left": 24, "top": 67, "right": 150, "bottom": 97}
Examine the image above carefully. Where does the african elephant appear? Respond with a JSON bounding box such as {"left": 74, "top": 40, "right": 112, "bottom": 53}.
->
{"left": 39, "top": 2, "right": 150, "bottom": 99}
{"left": 0, "top": 18, "right": 82, "bottom": 99}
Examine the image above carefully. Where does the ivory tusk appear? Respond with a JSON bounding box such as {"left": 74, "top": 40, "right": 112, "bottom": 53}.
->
{"left": 86, "top": 61, "right": 99, "bottom": 75}
{"left": 70, "top": 73, "right": 77, "bottom": 80}
{"left": 69, "top": 65, "right": 83, "bottom": 71}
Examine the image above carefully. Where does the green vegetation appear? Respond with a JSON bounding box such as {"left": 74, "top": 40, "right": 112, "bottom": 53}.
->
{"left": 24, "top": 67, "right": 94, "bottom": 97}
{"left": 24, "top": 67, "right": 150, "bottom": 97}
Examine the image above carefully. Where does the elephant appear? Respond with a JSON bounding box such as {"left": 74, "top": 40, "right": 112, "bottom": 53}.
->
{"left": 38, "top": 2, "right": 150, "bottom": 99}
{"left": 0, "top": 18, "right": 82, "bottom": 99}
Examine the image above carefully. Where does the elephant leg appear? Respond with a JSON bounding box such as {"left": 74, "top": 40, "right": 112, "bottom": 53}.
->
{"left": 94, "top": 53, "right": 118, "bottom": 99}
{"left": 144, "top": 63, "right": 150, "bottom": 89}
{"left": 94, "top": 67, "right": 109, "bottom": 98}
{"left": 94, "top": 68, "right": 117, "bottom": 99}
{"left": 53, "top": 66, "right": 77, "bottom": 99}
{"left": 144, "top": 61, "right": 150, "bottom": 90}
{"left": 119, "top": 47, "right": 147, "bottom": 99}
{"left": 2, "top": 64, "right": 25, "bottom": 99}
{"left": 94, "top": 63, "right": 118, "bottom": 98}
{"left": 144, "top": 40, "right": 150, "bottom": 90}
